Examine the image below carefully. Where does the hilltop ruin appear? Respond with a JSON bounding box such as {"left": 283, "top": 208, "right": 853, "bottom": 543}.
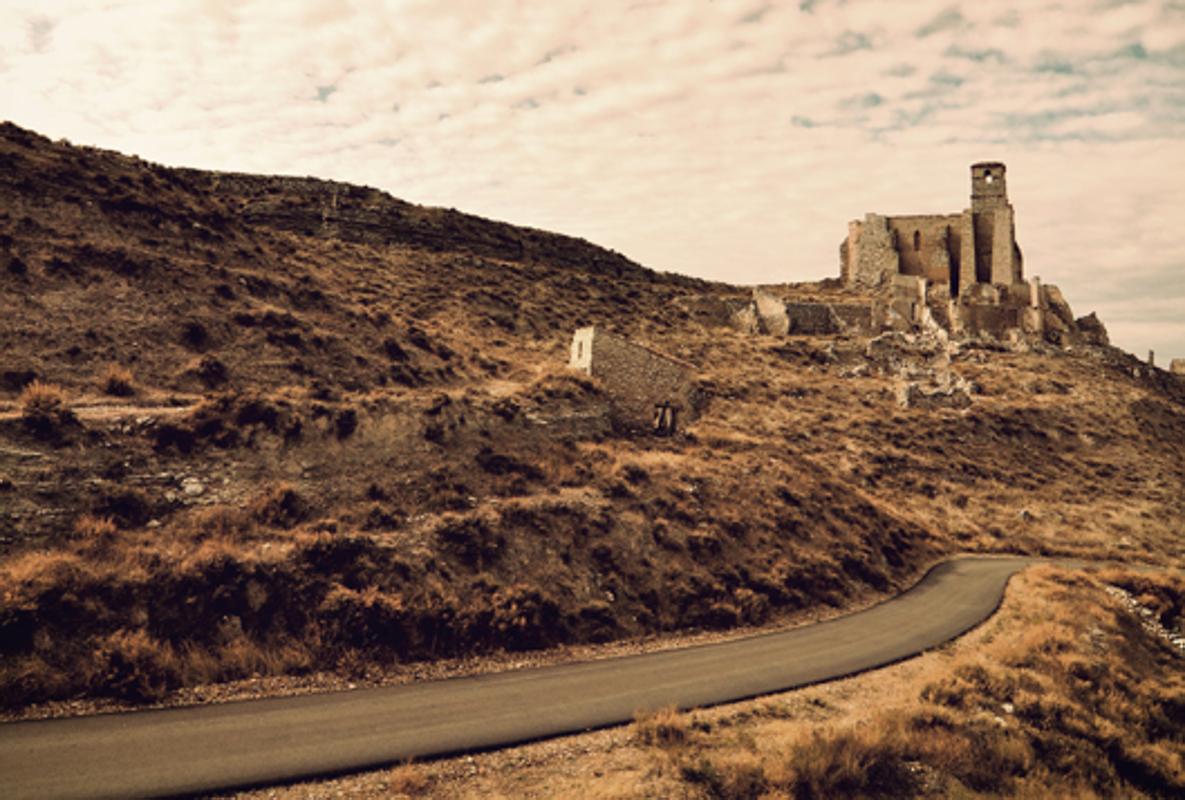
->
{"left": 837, "top": 162, "right": 1103, "bottom": 344}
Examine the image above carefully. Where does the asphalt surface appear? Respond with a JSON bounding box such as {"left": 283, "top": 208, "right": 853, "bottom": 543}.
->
{"left": 0, "top": 555, "right": 1034, "bottom": 799}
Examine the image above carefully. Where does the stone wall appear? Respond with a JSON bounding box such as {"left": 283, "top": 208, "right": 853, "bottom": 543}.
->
{"left": 785, "top": 303, "right": 841, "bottom": 334}
{"left": 568, "top": 326, "right": 696, "bottom": 429}
{"left": 1170, "top": 359, "right": 1185, "bottom": 377}
{"left": 831, "top": 303, "right": 874, "bottom": 333}
{"left": 960, "top": 303, "right": 1022, "bottom": 336}
{"left": 886, "top": 214, "right": 961, "bottom": 285}
{"left": 851, "top": 214, "right": 898, "bottom": 288}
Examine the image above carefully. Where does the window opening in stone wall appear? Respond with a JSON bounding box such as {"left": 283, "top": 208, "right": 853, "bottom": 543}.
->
{"left": 985, "top": 172, "right": 994, "bottom": 184}
{"left": 577, "top": 341, "right": 583, "bottom": 360}
{"left": 653, "top": 402, "right": 677, "bottom": 436}
{"left": 913, "top": 230, "right": 921, "bottom": 251}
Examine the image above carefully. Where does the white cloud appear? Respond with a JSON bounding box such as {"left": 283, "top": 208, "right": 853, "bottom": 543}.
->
{"left": 1, "top": 0, "right": 1183, "bottom": 359}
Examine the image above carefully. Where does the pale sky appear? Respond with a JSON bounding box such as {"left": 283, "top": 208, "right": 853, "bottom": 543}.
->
{"left": 3, "top": 0, "right": 1184, "bottom": 361}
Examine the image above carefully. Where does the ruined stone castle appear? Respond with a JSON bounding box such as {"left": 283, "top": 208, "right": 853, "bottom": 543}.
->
{"left": 842, "top": 162, "right": 1021, "bottom": 294}
{"left": 836, "top": 163, "right": 1093, "bottom": 343}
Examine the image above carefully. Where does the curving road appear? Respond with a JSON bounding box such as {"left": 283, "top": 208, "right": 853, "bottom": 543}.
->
{"left": 0, "top": 555, "right": 1034, "bottom": 799}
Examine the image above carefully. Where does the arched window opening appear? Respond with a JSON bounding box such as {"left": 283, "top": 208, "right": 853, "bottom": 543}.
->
{"left": 913, "top": 230, "right": 921, "bottom": 251}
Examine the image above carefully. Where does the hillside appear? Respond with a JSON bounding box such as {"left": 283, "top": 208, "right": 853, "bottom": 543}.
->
{"left": 0, "top": 121, "right": 1182, "bottom": 713}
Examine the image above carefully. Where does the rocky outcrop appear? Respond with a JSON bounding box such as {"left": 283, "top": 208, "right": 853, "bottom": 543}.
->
{"left": 1075, "top": 312, "right": 1110, "bottom": 347}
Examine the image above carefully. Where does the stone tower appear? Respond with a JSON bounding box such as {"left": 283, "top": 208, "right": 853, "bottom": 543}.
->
{"left": 971, "top": 162, "right": 1008, "bottom": 210}
{"left": 961, "top": 161, "right": 1021, "bottom": 289}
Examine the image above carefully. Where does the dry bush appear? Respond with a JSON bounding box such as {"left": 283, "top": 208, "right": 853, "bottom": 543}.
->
{"left": 73, "top": 514, "right": 118, "bottom": 556}
{"left": 249, "top": 483, "right": 311, "bottom": 529}
{"left": 18, "top": 380, "right": 77, "bottom": 439}
{"left": 100, "top": 363, "right": 135, "bottom": 396}
{"left": 184, "top": 505, "right": 257, "bottom": 542}
{"left": 434, "top": 511, "right": 504, "bottom": 570}
{"left": 18, "top": 380, "right": 68, "bottom": 416}
{"left": 93, "top": 628, "right": 182, "bottom": 702}
{"left": 73, "top": 514, "right": 117, "bottom": 540}
{"left": 773, "top": 720, "right": 919, "bottom": 800}
{"left": 678, "top": 751, "right": 769, "bottom": 799}
{"left": 633, "top": 706, "right": 691, "bottom": 749}
{"left": 386, "top": 760, "right": 430, "bottom": 796}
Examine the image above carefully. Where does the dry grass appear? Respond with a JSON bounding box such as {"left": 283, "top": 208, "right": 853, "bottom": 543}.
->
{"left": 634, "top": 568, "right": 1185, "bottom": 799}
{"left": 325, "top": 567, "right": 1184, "bottom": 800}
{"left": 18, "top": 380, "right": 68, "bottom": 416}
{"left": 632, "top": 706, "right": 690, "bottom": 749}
{"left": 386, "top": 760, "right": 430, "bottom": 797}
{"left": 2, "top": 119, "right": 1184, "bottom": 748}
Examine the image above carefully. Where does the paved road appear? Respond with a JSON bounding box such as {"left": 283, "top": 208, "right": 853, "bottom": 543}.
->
{"left": 0, "top": 555, "right": 1034, "bottom": 799}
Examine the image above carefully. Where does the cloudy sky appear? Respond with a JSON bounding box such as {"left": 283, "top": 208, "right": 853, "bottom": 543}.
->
{"left": 3, "top": 1, "right": 1184, "bottom": 360}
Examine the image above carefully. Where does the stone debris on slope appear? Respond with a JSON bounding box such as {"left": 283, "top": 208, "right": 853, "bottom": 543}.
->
{"left": 1105, "top": 585, "right": 1185, "bottom": 656}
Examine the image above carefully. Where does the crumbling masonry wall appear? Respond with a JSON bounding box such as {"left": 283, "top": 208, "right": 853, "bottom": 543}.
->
{"left": 569, "top": 326, "right": 696, "bottom": 429}
{"left": 886, "top": 214, "right": 962, "bottom": 285}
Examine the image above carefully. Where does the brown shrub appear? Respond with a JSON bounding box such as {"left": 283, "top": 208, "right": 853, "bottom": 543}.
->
{"left": 19, "top": 380, "right": 68, "bottom": 415}
{"left": 73, "top": 514, "right": 118, "bottom": 556}
{"left": 186, "top": 506, "right": 257, "bottom": 542}
{"left": 775, "top": 721, "right": 919, "bottom": 800}
{"left": 18, "top": 380, "right": 76, "bottom": 439}
{"left": 634, "top": 706, "right": 690, "bottom": 748}
{"left": 678, "top": 752, "right": 769, "bottom": 799}
{"left": 387, "top": 760, "right": 430, "bottom": 796}
{"left": 93, "top": 629, "right": 181, "bottom": 702}
{"left": 249, "top": 483, "right": 311, "bottom": 529}
{"left": 101, "top": 363, "right": 135, "bottom": 396}
{"left": 74, "top": 514, "right": 117, "bottom": 540}
{"left": 318, "top": 585, "right": 409, "bottom": 655}
{"left": 435, "top": 511, "right": 503, "bottom": 570}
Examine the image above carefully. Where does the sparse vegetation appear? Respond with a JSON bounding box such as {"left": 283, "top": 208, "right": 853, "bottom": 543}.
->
{"left": 633, "top": 706, "right": 690, "bottom": 748}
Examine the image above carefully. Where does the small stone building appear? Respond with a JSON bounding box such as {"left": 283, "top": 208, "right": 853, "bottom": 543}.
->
{"left": 568, "top": 326, "right": 696, "bottom": 431}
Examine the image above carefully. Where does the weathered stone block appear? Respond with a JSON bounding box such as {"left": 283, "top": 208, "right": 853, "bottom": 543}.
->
{"left": 753, "top": 289, "right": 789, "bottom": 336}
{"left": 730, "top": 303, "right": 759, "bottom": 334}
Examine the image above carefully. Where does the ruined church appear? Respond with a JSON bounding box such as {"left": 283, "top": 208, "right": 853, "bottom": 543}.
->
{"left": 837, "top": 162, "right": 1085, "bottom": 341}
{"left": 841, "top": 162, "right": 1021, "bottom": 295}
